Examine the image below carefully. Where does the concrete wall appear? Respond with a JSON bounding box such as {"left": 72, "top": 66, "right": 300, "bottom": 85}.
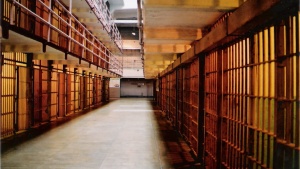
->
{"left": 109, "top": 78, "right": 120, "bottom": 98}
{"left": 122, "top": 68, "right": 144, "bottom": 78}
{"left": 120, "top": 79, "right": 153, "bottom": 97}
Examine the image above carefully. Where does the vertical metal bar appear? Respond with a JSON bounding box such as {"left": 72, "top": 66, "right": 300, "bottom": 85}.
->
{"left": 14, "top": 66, "right": 19, "bottom": 133}
{"left": 68, "top": 0, "right": 72, "bottom": 51}
{"left": 295, "top": 9, "right": 300, "bottom": 149}
{"left": 0, "top": 53, "right": 3, "bottom": 137}
{"left": 47, "top": 0, "right": 52, "bottom": 42}
{"left": 73, "top": 68, "right": 77, "bottom": 114}
{"left": 47, "top": 61, "right": 52, "bottom": 122}
{"left": 216, "top": 49, "right": 223, "bottom": 169}
{"left": 9, "top": 2, "right": 15, "bottom": 25}
{"left": 175, "top": 69, "right": 178, "bottom": 130}
{"left": 82, "top": 30, "right": 85, "bottom": 59}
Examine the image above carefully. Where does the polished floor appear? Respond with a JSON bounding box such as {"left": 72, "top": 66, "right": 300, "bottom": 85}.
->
{"left": 1, "top": 98, "right": 201, "bottom": 169}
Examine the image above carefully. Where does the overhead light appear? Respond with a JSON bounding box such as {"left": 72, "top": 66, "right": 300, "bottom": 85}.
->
{"left": 132, "top": 32, "right": 136, "bottom": 36}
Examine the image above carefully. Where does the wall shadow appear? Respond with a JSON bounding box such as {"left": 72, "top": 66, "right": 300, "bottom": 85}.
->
{"left": 150, "top": 101, "right": 203, "bottom": 169}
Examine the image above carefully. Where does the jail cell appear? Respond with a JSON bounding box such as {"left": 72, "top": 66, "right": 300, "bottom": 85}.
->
{"left": 204, "top": 51, "right": 219, "bottom": 169}
{"left": 2, "top": 54, "right": 18, "bottom": 137}
{"left": 33, "top": 61, "right": 51, "bottom": 125}
{"left": 58, "top": 69, "right": 66, "bottom": 117}
{"left": 2, "top": 0, "right": 122, "bottom": 77}
{"left": 182, "top": 65, "right": 191, "bottom": 143}
{"left": 222, "top": 38, "right": 250, "bottom": 168}
{"left": 6, "top": 0, "right": 42, "bottom": 35}
{"left": 245, "top": 28, "right": 275, "bottom": 169}
{"left": 2, "top": 0, "right": 10, "bottom": 22}
{"left": 93, "top": 75, "right": 102, "bottom": 106}
{"left": 177, "top": 68, "right": 184, "bottom": 134}
{"left": 101, "top": 77, "right": 105, "bottom": 102}
{"left": 103, "top": 78, "right": 110, "bottom": 102}
{"left": 71, "top": 69, "right": 81, "bottom": 113}
{"left": 70, "top": 19, "right": 83, "bottom": 56}
{"left": 50, "top": 65, "right": 58, "bottom": 120}
{"left": 169, "top": 71, "right": 176, "bottom": 126}
{"left": 157, "top": 78, "right": 161, "bottom": 108}
{"left": 85, "top": 35, "right": 94, "bottom": 62}
{"left": 18, "top": 65, "right": 30, "bottom": 131}
{"left": 93, "top": 42, "right": 100, "bottom": 66}
{"left": 273, "top": 11, "right": 300, "bottom": 169}
{"left": 190, "top": 58, "right": 199, "bottom": 156}
{"left": 80, "top": 73, "right": 87, "bottom": 110}
{"left": 1, "top": 53, "right": 30, "bottom": 138}
{"left": 161, "top": 76, "right": 167, "bottom": 113}
{"left": 1, "top": 55, "right": 16, "bottom": 137}
{"left": 166, "top": 74, "right": 171, "bottom": 119}
{"left": 100, "top": 47, "right": 106, "bottom": 68}
{"left": 87, "top": 73, "right": 93, "bottom": 108}
{"left": 58, "top": 7, "right": 69, "bottom": 50}
{"left": 65, "top": 72, "right": 72, "bottom": 115}
{"left": 35, "top": 0, "right": 50, "bottom": 39}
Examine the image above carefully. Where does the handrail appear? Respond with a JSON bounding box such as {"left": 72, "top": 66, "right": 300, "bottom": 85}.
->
{"left": 9, "top": 0, "right": 122, "bottom": 75}
{"left": 85, "top": 0, "right": 123, "bottom": 50}
{"left": 47, "top": 0, "right": 110, "bottom": 63}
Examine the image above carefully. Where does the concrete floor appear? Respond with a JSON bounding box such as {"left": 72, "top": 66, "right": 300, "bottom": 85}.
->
{"left": 1, "top": 98, "right": 201, "bottom": 169}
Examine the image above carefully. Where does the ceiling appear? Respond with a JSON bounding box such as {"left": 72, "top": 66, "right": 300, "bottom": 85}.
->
{"left": 108, "top": 0, "right": 245, "bottom": 79}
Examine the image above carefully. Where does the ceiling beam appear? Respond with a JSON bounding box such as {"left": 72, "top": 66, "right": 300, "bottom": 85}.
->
{"left": 144, "top": 28, "right": 202, "bottom": 40}
{"left": 53, "top": 60, "right": 90, "bottom": 68}
{"left": 143, "top": 0, "right": 240, "bottom": 10}
{"left": 144, "top": 53, "right": 177, "bottom": 61}
{"left": 33, "top": 53, "right": 65, "bottom": 60}
{"left": 144, "top": 44, "right": 191, "bottom": 54}
{"left": 79, "top": 18, "right": 99, "bottom": 23}
{"left": 72, "top": 8, "right": 90, "bottom": 13}
{"left": 2, "top": 44, "right": 43, "bottom": 53}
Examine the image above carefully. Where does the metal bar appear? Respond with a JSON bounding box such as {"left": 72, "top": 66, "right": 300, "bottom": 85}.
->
{"left": 11, "top": 0, "right": 122, "bottom": 74}
{"left": 14, "top": 65, "right": 19, "bottom": 133}
{"left": 47, "top": 0, "right": 52, "bottom": 42}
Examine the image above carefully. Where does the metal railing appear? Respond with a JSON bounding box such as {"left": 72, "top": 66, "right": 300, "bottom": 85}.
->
{"left": 86, "top": 0, "right": 123, "bottom": 50}
{"left": 3, "top": 0, "right": 122, "bottom": 76}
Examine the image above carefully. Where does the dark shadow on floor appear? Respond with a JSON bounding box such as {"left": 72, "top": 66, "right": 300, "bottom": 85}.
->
{"left": 151, "top": 101, "right": 203, "bottom": 169}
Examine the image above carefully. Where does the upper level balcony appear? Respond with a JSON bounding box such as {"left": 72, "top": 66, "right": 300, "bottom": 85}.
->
{"left": 1, "top": 0, "right": 122, "bottom": 76}
{"left": 61, "top": 0, "right": 123, "bottom": 54}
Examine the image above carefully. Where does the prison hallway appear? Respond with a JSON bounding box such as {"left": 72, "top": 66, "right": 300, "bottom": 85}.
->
{"left": 1, "top": 98, "right": 201, "bottom": 169}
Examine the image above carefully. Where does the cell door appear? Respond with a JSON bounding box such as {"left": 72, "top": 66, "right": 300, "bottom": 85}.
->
{"left": 79, "top": 76, "right": 87, "bottom": 109}
{"left": 66, "top": 73, "right": 72, "bottom": 115}
{"left": 94, "top": 76, "right": 102, "bottom": 106}
{"left": 87, "top": 75, "right": 93, "bottom": 107}
{"left": 92, "top": 77, "right": 98, "bottom": 106}
{"left": 18, "top": 66, "right": 30, "bottom": 131}
{"left": 1, "top": 60, "right": 17, "bottom": 138}
{"left": 50, "top": 71, "right": 58, "bottom": 120}
{"left": 33, "top": 68, "right": 50, "bottom": 125}
{"left": 72, "top": 73, "right": 80, "bottom": 112}
{"left": 58, "top": 73, "right": 66, "bottom": 117}
{"left": 102, "top": 78, "right": 109, "bottom": 102}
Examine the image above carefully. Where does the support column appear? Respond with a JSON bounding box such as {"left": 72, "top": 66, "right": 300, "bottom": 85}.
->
{"left": 74, "top": 68, "right": 78, "bottom": 114}
{"left": 26, "top": 53, "right": 34, "bottom": 126}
